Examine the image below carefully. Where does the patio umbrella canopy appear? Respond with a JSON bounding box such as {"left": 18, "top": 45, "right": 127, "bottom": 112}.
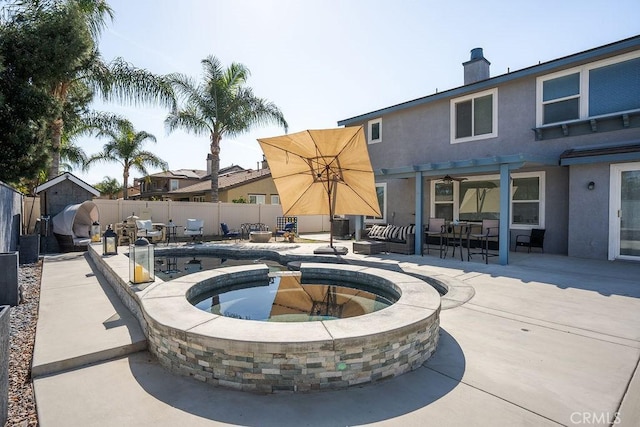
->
{"left": 258, "top": 126, "right": 381, "bottom": 250}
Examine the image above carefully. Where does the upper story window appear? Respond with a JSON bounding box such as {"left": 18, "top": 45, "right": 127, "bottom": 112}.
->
{"left": 537, "top": 51, "right": 640, "bottom": 126}
{"left": 368, "top": 118, "right": 382, "bottom": 144}
{"left": 169, "top": 179, "right": 179, "bottom": 191}
{"left": 271, "top": 195, "right": 280, "bottom": 204}
{"left": 450, "top": 88, "right": 498, "bottom": 143}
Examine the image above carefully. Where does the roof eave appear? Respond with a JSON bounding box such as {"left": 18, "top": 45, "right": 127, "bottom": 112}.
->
{"left": 338, "top": 35, "right": 640, "bottom": 126}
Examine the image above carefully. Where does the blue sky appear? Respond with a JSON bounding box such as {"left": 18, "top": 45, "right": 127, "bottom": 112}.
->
{"left": 76, "top": 0, "right": 640, "bottom": 185}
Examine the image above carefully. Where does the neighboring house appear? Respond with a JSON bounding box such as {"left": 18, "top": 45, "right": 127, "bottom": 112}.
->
{"left": 133, "top": 155, "right": 244, "bottom": 200}
{"left": 338, "top": 35, "right": 640, "bottom": 263}
{"left": 135, "top": 169, "right": 208, "bottom": 200}
{"left": 167, "top": 168, "right": 279, "bottom": 204}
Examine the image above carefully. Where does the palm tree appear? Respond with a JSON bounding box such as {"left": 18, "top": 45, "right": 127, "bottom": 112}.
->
{"left": 84, "top": 117, "right": 168, "bottom": 199}
{"left": 165, "top": 56, "right": 288, "bottom": 202}
{"left": 94, "top": 176, "right": 122, "bottom": 199}
{"left": 19, "top": 0, "right": 174, "bottom": 179}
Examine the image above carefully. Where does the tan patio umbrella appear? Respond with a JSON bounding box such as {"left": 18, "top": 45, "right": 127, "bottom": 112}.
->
{"left": 257, "top": 126, "right": 381, "bottom": 252}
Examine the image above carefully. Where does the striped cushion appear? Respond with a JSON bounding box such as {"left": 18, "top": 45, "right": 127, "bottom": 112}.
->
{"left": 382, "top": 225, "right": 400, "bottom": 239}
{"left": 397, "top": 225, "right": 416, "bottom": 241}
{"left": 368, "top": 224, "right": 386, "bottom": 237}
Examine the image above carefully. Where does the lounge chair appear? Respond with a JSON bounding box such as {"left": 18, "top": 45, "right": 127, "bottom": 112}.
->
{"left": 515, "top": 228, "right": 545, "bottom": 253}
{"left": 220, "top": 222, "right": 240, "bottom": 241}
{"left": 423, "top": 218, "right": 446, "bottom": 257}
{"left": 467, "top": 219, "right": 499, "bottom": 263}
{"left": 184, "top": 219, "right": 204, "bottom": 243}
{"left": 136, "top": 219, "right": 163, "bottom": 243}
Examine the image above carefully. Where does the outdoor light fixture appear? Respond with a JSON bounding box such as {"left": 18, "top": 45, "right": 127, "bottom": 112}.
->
{"left": 91, "top": 221, "right": 101, "bottom": 243}
{"left": 102, "top": 225, "right": 118, "bottom": 255}
{"left": 587, "top": 181, "right": 595, "bottom": 190}
{"left": 129, "top": 237, "right": 155, "bottom": 284}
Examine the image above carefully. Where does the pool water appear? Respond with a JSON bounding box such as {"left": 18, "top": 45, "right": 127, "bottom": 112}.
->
{"left": 154, "top": 255, "right": 285, "bottom": 280}
{"left": 188, "top": 272, "right": 396, "bottom": 322}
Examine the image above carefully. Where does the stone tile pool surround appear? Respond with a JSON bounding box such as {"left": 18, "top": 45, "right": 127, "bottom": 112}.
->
{"left": 88, "top": 246, "right": 441, "bottom": 393}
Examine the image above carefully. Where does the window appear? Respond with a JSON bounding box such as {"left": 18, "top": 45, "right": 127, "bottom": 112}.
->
{"left": 429, "top": 172, "right": 545, "bottom": 228}
{"left": 450, "top": 88, "right": 497, "bottom": 143}
{"left": 271, "top": 195, "right": 280, "bottom": 204}
{"left": 368, "top": 118, "right": 382, "bottom": 144}
{"left": 433, "top": 181, "right": 454, "bottom": 221}
{"left": 589, "top": 56, "right": 640, "bottom": 116}
{"left": 365, "top": 182, "right": 386, "bottom": 223}
{"left": 192, "top": 196, "right": 206, "bottom": 202}
{"left": 511, "top": 172, "right": 545, "bottom": 228}
{"left": 169, "top": 179, "right": 179, "bottom": 191}
{"left": 249, "top": 194, "right": 266, "bottom": 204}
{"left": 541, "top": 72, "right": 580, "bottom": 124}
{"left": 459, "top": 179, "right": 500, "bottom": 221}
{"left": 537, "top": 51, "right": 640, "bottom": 126}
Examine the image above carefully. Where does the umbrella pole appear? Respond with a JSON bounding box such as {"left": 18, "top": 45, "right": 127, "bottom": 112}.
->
{"left": 327, "top": 171, "right": 336, "bottom": 249}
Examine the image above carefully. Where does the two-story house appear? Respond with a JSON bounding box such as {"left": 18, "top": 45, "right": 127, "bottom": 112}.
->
{"left": 167, "top": 167, "right": 279, "bottom": 203}
{"left": 134, "top": 154, "right": 244, "bottom": 200}
{"left": 339, "top": 35, "right": 640, "bottom": 264}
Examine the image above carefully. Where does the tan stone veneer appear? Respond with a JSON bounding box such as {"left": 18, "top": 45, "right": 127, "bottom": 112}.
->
{"left": 88, "top": 247, "right": 440, "bottom": 393}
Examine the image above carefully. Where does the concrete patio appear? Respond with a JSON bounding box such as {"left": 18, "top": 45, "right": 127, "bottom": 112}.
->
{"left": 31, "top": 235, "right": 640, "bottom": 426}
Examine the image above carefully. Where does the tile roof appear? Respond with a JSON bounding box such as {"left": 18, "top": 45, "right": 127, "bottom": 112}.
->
{"left": 168, "top": 168, "right": 272, "bottom": 194}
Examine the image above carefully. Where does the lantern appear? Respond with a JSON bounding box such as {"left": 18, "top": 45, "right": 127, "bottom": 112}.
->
{"left": 91, "top": 221, "right": 101, "bottom": 242}
{"left": 129, "top": 237, "right": 155, "bottom": 284}
{"left": 103, "top": 225, "right": 118, "bottom": 255}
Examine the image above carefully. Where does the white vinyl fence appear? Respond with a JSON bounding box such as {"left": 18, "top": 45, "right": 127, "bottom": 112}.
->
{"left": 24, "top": 197, "right": 332, "bottom": 236}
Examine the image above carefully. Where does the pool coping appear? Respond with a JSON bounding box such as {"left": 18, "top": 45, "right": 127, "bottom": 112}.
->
{"left": 88, "top": 245, "right": 441, "bottom": 392}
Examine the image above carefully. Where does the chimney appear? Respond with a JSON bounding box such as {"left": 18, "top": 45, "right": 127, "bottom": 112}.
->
{"left": 206, "top": 153, "right": 212, "bottom": 175}
{"left": 261, "top": 154, "right": 268, "bottom": 170}
{"left": 463, "top": 47, "right": 490, "bottom": 85}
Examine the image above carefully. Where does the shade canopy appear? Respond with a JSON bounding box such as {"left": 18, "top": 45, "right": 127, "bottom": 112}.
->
{"left": 52, "top": 201, "right": 99, "bottom": 237}
{"left": 257, "top": 127, "right": 382, "bottom": 218}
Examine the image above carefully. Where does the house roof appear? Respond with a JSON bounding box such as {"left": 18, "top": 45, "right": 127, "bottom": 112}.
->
{"left": 169, "top": 168, "right": 272, "bottom": 195}
{"left": 147, "top": 169, "right": 208, "bottom": 179}
{"left": 338, "top": 34, "right": 640, "bottom": 126}
{"left": 35, "top": 172, "right": 100, "bottom": 197}
{"left": 560, "top": 140, "right": 640, "bottom": 165}
{"left": 141, "top": 164, "right": 245, "bottom": 181}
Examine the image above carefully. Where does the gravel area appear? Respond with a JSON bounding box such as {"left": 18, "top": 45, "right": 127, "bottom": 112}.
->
{"left": 6, "top": 261, "right": 41, "bottom": 427}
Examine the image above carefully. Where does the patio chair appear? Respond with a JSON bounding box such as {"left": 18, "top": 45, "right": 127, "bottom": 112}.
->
{"left": 135, "top": 219, "right": 163, "bottom": 242}
{"left": 220, "top": 222, "right": 240, "bottom": 241}
{"left": 515, "top": 228, "right": 545, "bottom": 253}
{"left": 467, "top": 219, "right": 499, "bottom": 263}
{"left": 184, "top": 219, "right": 204, "bottom": 243}
{"left": 423, "top": 218, "right": 446, "bottom": 257}
{"left": 274, "top": 222, "right": 296, "bottom": 241}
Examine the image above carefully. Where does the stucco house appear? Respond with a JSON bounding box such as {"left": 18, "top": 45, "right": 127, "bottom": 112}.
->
{"left": 339, "top": 35, "right": 640, "bottom": 264}
{"left": 166, "top": 167, "right": 278, "bottom": 204}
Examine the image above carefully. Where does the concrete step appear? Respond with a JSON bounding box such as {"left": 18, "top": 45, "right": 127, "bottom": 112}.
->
{"left": 32, "top": 253, "right": 146, "bottom": 378}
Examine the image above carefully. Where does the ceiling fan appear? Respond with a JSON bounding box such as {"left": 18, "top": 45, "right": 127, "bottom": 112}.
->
{"left": 440, "top": 174, "right": 467, "bottom": 184}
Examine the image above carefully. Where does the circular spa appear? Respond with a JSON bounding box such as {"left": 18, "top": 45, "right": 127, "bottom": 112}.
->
{"left": 140, "top": 262, "right": 441, "bottom": 393}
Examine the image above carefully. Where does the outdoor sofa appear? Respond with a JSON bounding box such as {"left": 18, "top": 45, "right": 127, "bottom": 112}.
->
{"left": 361, "top": 224, "right": 416, "bottom": 255}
